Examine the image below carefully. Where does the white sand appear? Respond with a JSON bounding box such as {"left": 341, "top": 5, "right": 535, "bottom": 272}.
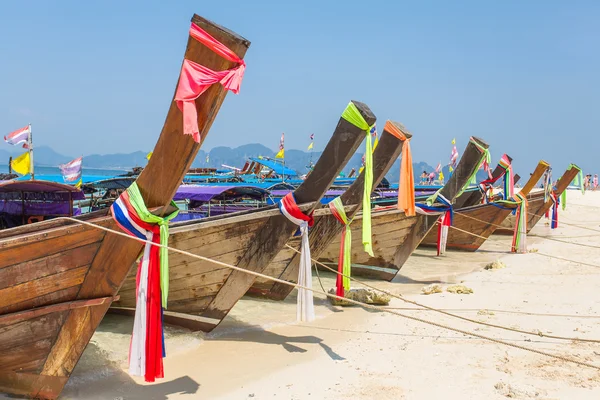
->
{"left": 59, "top": 190, "right": 600, "bottom": 400}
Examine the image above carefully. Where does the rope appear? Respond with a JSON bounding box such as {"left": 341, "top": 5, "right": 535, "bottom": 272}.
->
{"left": 51, "top": 217, "right": 600, "bottom": 371}
{"left": 384, "top": 307, "right": 600, "bottom": 319}
{"left": 284, "top": 245, "right": 600, "bottom": 343}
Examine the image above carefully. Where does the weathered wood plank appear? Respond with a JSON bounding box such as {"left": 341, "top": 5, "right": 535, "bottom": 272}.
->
{"left": 0, "top": 286, "right": 80, "bottom": 316}
{"left": 0, "top": 266, "right": 88, "bottom": 310}
{"left": 0, "top": 227, "right": 104, "bottom": 270}
{"left": 0, "top": 243, "right": 100, "bottom": 290}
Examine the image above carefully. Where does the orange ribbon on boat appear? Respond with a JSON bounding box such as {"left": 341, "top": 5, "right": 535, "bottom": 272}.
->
{"left": 383, "top": 121, "right": 415, "bottom": 216}
{"left": 175, "top": 23, "right": 246, "bottom": 142}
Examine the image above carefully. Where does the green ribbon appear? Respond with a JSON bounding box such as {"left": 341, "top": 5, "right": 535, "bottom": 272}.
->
{"left": 454, "top": 138, "right": 491, "bottom": 198}
{"left": 342, "top": 102, "right": 375, "bottom": 256}
{"left": 127, "top": 182, "right": 180, "bottom": 308}
{"left": 330, "top": 197, "right": 351, "bottom": 290}
{"left": 570, "top": 164, "right": 584, "bottom": 195}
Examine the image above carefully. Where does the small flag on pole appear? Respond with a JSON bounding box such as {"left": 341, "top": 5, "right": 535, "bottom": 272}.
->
{"left": 206, "top": 153, "right": 210, "bottom": 163}
{"left": 11, "top": 152, "right": 31, "bottom": 175}
{"left": 371, "top": 125, "right": 379, "bottom": 151}
{"left": 275, "top": 133, "right": 285, "bottom": 158}
{"left": 146, "top": 151, "right": 153, "bottom": 161}
{"left": 307, "top": 133, "right": 314, "bottom": 150}
{"left": 59, "top": 157, "right": 83, "bottom": 183}
{"left": 435, "top": 162, "right": 442, "bottom": 173}
{"left": 4, "top": 125, "right": 31, "bottom": 149}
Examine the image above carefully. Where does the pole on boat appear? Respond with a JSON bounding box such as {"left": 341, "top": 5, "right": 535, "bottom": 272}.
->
{"left": 8, "top": 156, "right": 12, "bottom": 174}
{"left": 28, "top": 123, "right": 34, "bottom": 180}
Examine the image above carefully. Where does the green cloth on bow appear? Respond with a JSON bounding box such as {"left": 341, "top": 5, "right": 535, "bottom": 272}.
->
{"left": 127, "top": 182, "right": 180, "bottom": 308}
{"left": 454, "top": 138, "right": 491, "bottom": 198}
{"left": 342, "top": 102, "right": 375, "bottom": 256}
{"left": 330, "top": 196, "right": 352, "bottom": 290}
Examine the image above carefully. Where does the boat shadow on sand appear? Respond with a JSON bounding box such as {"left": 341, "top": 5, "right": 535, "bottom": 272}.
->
{"left": 61, "top": 342, "right": 200, "bottom": 400}
{"left": 207, "top": 316, "right": 346, "bottom": 361}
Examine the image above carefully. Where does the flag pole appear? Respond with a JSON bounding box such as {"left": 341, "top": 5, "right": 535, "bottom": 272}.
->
{"left": 28, "top": 123, "right": 34, "bottom": 180}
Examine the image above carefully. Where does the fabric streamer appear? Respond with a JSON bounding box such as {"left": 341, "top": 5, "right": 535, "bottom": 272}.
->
{"left": 498, "top": 154, "right": 514, "bottom": 199}
{"left": 478, "top": 155, "right": 511, "bottom": 203}
{"left": 550, "top": 192, "right": 559, "bottom": 229}
{"left": 278, "top": 193, "right": 315, "bottom": 322}
{"left": 175, "top": 22, "right": 246, "bottom": 142}
{"left": 329, "top": 197, "right": 352, "bottom": 297}
{"left": 111, "top": 182, "right": 179, "bottom": 382}
{"left": 382, "top": 121, "right": 415, "bottom": 216}
{"left": 341, "top": 102, "right": 375, "bottom": 256}
{"left": 511, "top": 193, "right": 528, "bottom": 253}
{"left": 415, "top": 192, "right": 453, "bottom": 256}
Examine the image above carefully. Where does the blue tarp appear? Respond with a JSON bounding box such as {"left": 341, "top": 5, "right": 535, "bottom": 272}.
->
{"left": 248, "top": 157, "right": 298, "bottom": 177}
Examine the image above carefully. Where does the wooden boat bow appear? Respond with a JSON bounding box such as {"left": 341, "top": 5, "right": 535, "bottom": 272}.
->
{"left": 0, "top": 14, "right": 249, "bottom": 399}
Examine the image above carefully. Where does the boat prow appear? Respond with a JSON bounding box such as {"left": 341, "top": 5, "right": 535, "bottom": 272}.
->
{"left": 0, "top": 14, "right": 250, "bottom": 399}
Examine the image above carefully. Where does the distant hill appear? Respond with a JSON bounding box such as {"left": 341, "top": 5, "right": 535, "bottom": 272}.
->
{"left": 5, "top": 143, "right": 494, "bottom": 182}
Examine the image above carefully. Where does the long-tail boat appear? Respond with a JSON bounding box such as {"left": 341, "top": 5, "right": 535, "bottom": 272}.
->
{"left": 318, "top": 137, "right": 489, "bottom": 281}
{"left": 0, "top": 14, "right": 249, "bottom": 399}
{"left": 419, "top": 160, "right": 550, "bottom": 251}
{"left": 111, "top": 101, "right": 375, "bottom": 332}
{"left": 247, "top": 120, "right": 409, "bottom": 300}
{"left": 495, "top": 164, "right": 582, "bottom": 235}
{"left": 452, "top": 154, "right": 514, "bottom": 209}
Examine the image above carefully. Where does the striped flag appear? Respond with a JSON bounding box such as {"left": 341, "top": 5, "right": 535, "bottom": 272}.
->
{"left": 435, "top": 162, "right": 442, "bottom": 173}
{"left": 4, "top": 125, "right": 31, "bottom": 148}
{"left": 59, "top": 156, "right": 83, "bottom": 182}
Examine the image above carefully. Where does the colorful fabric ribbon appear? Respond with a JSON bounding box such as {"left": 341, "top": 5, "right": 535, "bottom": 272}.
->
{"left": 111, "top": 182, "right": 179, "bottom": 382}
{"left": 511, "top": 193, "right": 527, "bottom": 253}
{"left": 278, "top": 193, "right": 315, "bottom": 322}
{"left": 498, "top": 154, "right": 514, "bottom": 200}
{"left": 175, "top": 23, "right": 246, "bottom": 142}
{"left": 550, "top": 192, "right": 559, "bottom": 229}
{"left": 382, "top": 121, "right": 415, "bottom": 217}
{"left": 341, "top": 102, "right": 375, "bottom": 257}
{"left": 415, "top": 192, "right": 453, "bottom": 255}
{"left": 329, "top": 197, "right": 352, "bottom": 297}
{"left": 478, "top": 155, "right": 511, "bottom": 203}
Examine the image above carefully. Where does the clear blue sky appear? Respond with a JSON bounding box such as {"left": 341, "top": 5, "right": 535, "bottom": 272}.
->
{"left": 1, "top": 0, "right": 598, "bottom": 175}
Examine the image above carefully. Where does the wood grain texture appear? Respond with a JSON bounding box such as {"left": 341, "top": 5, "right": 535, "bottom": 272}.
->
{"left": 249, "top": 121, "right": 408, "bottom": 300}
{"left": 0, "top": 14, "right": 249, "bottom": 399}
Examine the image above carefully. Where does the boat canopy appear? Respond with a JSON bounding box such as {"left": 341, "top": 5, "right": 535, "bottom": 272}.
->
{"left": 83, "top": 177, "right": 136, "bottom": 192}
{"left": 174, "top": 185, "right": 271, "bottom": 203}
{"left": 0, "top": 180, "right": 84, "bottom": 228}
{"left": 248, "top": 157, "right": 297, "bottom": 177}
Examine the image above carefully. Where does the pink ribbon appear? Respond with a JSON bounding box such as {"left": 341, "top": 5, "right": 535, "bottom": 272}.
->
{"left": 175, "top": 23, "right": 246, "bottom": 142}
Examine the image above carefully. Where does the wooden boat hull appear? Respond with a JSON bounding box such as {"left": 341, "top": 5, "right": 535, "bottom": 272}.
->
{"left": 494, "top": 164, "right": 581, "bottom": 235}
{"left": 113, "top": 101, "right": 376, "bottom": 332}
{"left": 420, "top": 161, "right": 551, "bottom": 251}
{"left": 0, "top": 14, "right": 249, "bottom": 399}
{"left": 317, "top": 137, "right": 490, "bottom": 281}
{"left": 420, "top": 203, "right": 512, "bottom": 251}
{"left": 494, "top": 190, "right": 545, "bottom": 235}
{"left": 319, "top": 207, "right": 437, "bottom": 280}
{"left": 247, "top": 121, "right": 409, "bottom": 300}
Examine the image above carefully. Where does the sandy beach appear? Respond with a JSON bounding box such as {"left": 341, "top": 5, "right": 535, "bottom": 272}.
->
{"left": 48, "top": 190, "right": 600, "bottom": 400}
